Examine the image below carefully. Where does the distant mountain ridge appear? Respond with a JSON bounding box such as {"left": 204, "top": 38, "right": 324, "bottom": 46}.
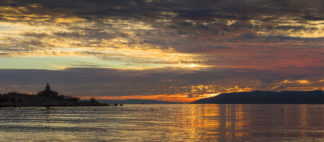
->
{"left": 193, "top": 90, "right": 324, "bottom": 104}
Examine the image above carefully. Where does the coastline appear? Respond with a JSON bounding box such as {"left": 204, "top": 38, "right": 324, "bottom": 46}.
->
{"left": 0, "top": 84, "right": 117, "bottom": 107}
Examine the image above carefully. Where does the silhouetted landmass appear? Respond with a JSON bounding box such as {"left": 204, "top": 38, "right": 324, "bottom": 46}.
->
{"left": 0, "top": 83, "right": 108, "bottom": 107}
{"left": 99, "top": 99, "right": 180, "bottom": 104}
{"left": 193, "top": 90, "right": 324, "bottom": 104}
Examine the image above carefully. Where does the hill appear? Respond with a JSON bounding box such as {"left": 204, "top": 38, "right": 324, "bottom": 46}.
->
{"left": 193, "top": 90, "right": 324, "bottom": 104}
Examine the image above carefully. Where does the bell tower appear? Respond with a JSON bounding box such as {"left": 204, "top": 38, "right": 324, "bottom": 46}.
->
{"left": 45, "top": 83, "right": 51, "bottom": 91}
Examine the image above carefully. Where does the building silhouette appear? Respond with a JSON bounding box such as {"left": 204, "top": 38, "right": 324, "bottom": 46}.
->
{"left": 37, "top": 83, "right": 59, "bottom": 97}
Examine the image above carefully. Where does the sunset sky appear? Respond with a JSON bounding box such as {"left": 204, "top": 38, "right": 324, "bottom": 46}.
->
{"left": 0, "top": 0, "right": 324, "bottom": 102}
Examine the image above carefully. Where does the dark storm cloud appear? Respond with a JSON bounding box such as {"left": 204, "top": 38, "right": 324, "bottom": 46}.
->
{"left": 2, "top": 0, "right": 324, "bottom": 23}
{"left": 1, "top": 0, "right": 324, "bottom": 53}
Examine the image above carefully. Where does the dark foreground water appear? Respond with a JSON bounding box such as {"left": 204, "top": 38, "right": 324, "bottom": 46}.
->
{"left": 0, "top": 104, "right": 324, "bottom": 142}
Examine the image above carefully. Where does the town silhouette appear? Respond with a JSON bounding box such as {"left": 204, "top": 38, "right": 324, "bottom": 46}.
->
{"left": 0, "top": 83, "right": 107, "bottom": 107}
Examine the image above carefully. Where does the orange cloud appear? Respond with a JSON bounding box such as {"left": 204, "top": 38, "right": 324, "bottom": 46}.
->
{"left": 79, "top": 94, "right": 200, "bottom": 103}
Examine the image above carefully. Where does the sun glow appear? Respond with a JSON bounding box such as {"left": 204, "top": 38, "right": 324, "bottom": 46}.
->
{"left": 207, "top": 93, "right": 220, "bottom": 97}
{"left": 79, "top": 94, "right": 200, "bottom": 103}
{"left": 189, "top": 64, "right": 199, "bottom": 68}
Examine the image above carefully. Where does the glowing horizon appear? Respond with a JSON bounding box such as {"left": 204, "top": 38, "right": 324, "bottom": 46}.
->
{"left": 0, "top": 0, "right": 324, "bottom": 102}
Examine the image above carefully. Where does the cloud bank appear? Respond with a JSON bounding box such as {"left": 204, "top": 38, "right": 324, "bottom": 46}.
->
{"left": 0, "top": 0, "right": 323, "bottom": 101}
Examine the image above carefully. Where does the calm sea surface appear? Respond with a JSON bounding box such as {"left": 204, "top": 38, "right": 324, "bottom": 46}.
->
{"left": 0, "top": 104, "right": 324, "bottom": 142}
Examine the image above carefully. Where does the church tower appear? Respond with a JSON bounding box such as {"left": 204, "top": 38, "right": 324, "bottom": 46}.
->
{"left": 45, "top": 83, "right": 51, "bottom": 91}
{"left": 38, "top": 83, "right": 58, "bottom": 97}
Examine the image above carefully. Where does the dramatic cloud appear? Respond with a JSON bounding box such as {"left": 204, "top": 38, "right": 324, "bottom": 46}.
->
{"left": 0, "top": 0, "right": 323, "bottom": 101}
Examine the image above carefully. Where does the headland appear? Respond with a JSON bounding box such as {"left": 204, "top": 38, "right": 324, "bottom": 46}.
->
{"left": 193, "top": 90, "right": 324, "bottom": 104}
{"left": 0, "top": 83, "right": 108, "bottom": 107}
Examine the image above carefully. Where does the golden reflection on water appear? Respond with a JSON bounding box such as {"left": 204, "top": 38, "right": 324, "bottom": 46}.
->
{"left": 1, "top": 105, "right": 324, "bottom": 141}
{"left": 175, "top": 104, "right": 324, "bottom": 142}
{"left": 174, "top": 104, "right": 250, "bottom": 141}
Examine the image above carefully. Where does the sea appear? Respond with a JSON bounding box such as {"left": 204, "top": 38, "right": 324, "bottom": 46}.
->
{"left": 0, "top": 104, "right": 324, "bottom": 142}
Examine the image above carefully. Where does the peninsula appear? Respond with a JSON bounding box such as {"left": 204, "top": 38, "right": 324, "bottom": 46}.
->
{"left": 0, "top": 83, "right": 108, "bottom": 107}
{"left": 193, "top": 90, "right": 324, "bottom": 104}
